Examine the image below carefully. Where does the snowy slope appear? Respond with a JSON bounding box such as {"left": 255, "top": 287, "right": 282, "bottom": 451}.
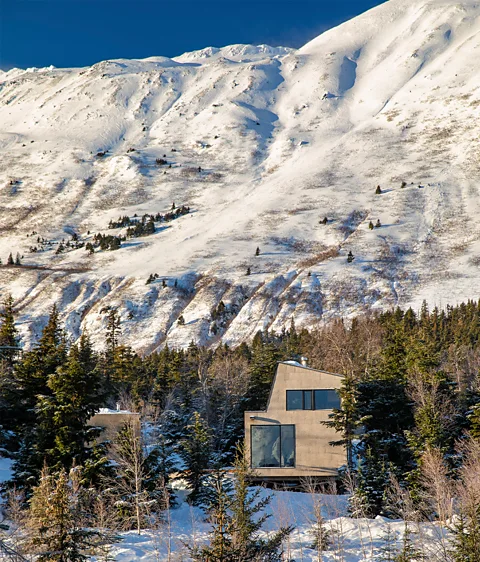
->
{"left": 2, "top": 0, "right": 480, "bottom": 350}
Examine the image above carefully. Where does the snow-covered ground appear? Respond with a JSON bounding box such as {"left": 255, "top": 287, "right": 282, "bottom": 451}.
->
{"left": 2, "top": 0, "right": 480, "bottom": 350}
{"left": 0, "top": 463, "right": 451, "bottom": 561}
{"left": 106, "top": 488, "right": 447, "bottom": 561}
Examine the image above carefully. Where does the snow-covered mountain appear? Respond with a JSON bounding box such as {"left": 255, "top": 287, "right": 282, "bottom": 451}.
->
{"left": 2, "top": 0, "right": 480, "bottom": 351}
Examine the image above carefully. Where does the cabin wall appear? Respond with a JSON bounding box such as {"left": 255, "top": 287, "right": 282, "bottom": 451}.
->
{"left": 245, "top": 363, "right": 346, "bottom": 479}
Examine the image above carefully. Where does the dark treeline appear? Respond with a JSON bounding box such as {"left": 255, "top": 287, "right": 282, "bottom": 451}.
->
{"left": 2, "top": 297, "right": 480, "bottom": 558}
{"left": 3, "top": 299, "right": 480, "bottom": 492}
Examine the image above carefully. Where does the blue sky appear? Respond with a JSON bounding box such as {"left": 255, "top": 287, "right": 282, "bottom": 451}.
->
{"left": 0, "top": 0, "right": 385, "bottom": 70}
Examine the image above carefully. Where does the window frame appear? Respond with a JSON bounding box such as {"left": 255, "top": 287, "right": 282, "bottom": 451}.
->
{"left": 286, "top": 389, "right": 341, "bottom": 410}
{"left": 313, "top": 389, "right": 341, "bottom": 410}
{"left": 250, "top": 424, "right": 296, "bottom": 469}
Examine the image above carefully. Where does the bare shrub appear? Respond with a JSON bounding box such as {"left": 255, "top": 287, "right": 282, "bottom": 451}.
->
{"left": 299, "top": 246, "right": 339, "bottom": 268}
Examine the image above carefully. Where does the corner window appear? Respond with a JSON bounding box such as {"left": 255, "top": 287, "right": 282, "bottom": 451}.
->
{"left": 287, "top": 389, "right": 340, "bottom": 410}
{"left": 251, "top": 425, "right": 295, "bottom": 468}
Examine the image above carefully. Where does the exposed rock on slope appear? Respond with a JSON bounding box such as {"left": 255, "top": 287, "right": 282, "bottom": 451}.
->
{"left": 2, "top": 0, "right": 480, "bottom": 350}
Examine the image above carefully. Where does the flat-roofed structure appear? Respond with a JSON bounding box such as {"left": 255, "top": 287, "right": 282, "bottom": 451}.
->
{"left": 245, "top": 361, "right": 346, "bottom": 484}
{"left": 88, "top": 407, "right": 140, "bottom": 442}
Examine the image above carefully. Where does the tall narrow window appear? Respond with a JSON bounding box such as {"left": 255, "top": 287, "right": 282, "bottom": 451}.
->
{"left": 303, "top": 390, "right": 313, "bottom": 410}
{"left": 251, "top": 425, "right": 295, "bottom": 468}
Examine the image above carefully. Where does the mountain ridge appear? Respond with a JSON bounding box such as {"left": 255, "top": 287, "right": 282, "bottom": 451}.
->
{"left": 1, "top": 0, "right": 480, "bottom": 351}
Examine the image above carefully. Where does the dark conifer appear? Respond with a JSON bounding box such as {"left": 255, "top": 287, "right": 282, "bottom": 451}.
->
{"left": 7, "top": 253, "right": 14, "bottom": 265}
{"left": 323, "top": 375, "right": 360, "bottom": 471}
{"left": 0, "top": 294, "right": 19, "bottom": 368}
{"left": 180, "top": 412, "right": 212, "bottom": 505}
{"left": 376, "top": 185, "right": 382, "bottom": 194}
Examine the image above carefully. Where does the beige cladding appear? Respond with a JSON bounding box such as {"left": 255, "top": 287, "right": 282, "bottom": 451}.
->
{"left": 88, "top": 411, "right": 140, "bottom": 442}
{"left": 245, "top": 362, "right": 346, "bottom": 480}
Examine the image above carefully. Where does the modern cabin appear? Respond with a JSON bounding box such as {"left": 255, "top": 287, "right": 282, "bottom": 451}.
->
{"left": 245, "top": 360, "right": 346, "bottom": 484}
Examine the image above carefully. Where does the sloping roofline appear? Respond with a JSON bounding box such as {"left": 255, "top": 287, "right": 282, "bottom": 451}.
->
{"left": 250, "top": 362, "right": 344, "bottom": 413}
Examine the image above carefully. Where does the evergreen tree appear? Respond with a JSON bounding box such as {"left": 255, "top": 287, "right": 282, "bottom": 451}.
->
{"left": 179, "top": 412, "right": 212, "bottom": 505}
{"left": 347, "top": 251, "right": 355, "bottom": 263}
{"left": 246, "top": 334, "right": 281, "bottom": 411}
{"left": 228, "top": 446, "right": 292, "bottom": 560}
{"left": 376, "top": 524, "right": 399, "bottom": 561}
{"left": 450, "top": 508, "right": 480, "bottom": 561}
{"left": 323, "top": 375, "right": 360, "bottom": 470}
{"left": 27, "top": 466, "right": 101, "bottom": 561}
{"left": 35, "top": 334, "right": 107, "bottom": 476}
{"left": 369, "top": 221, "right": 374, "bottom": 230}
{"left": 102, "top": 308, "right": 121, "bottom": 386}
{"left": 246, "top": 266, "right": 251, "bottom": 276}
{"left": 7, "top": 252, "right": 14, "bottom": 265}
{"left": 376, "top": 185, "right": 382, "bottom": 194}
{"left": 349, "top": 446, "right": 390, "bottom": 517}
{"left": 468, "top": 403, "right": 480, "bottom": 440}
{"left": 395, "top": 522, "right": 424, "bottom": 561}
{"left": 255, "top": 247, "right": 260, "bottom": 256}
{"left": 355, "top": 375, "right": 414, "bottom": 479}
{"left": 189, "top": 446, "right": 292, "bottom": 561}
{"left": 0, "top": 293, "right": 20, "bottom": 369}
{"left": 376, "top": 219, "right": 382, "bottom": 228}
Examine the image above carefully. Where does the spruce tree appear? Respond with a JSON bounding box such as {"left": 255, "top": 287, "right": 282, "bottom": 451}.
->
{"left": 228, "top": 446, "right": 292, "bottom": 560}
{"left": 376, "top": 524, "right": 399, "bottom": 561}
{"left": 450, "top": 508, "right": 480, "bottom": 561}
{"left": 0, "top": 293, "right": 19, "bottom": 369}
{"left": 27, "top": 466, "right": 101, "bottom": 561}
{"left": 246, "top": 334, "right": 280, "bottom": 411}
{"left": 7, "top": 252, "right": 14, "bottom": 265}
{"left": 349, "top": 446, "right": 390, "bottom": 517}
{"left": 179, "top": 412, "right": 212, "bottom": 505}
{"left": 395, "top": 522, "right": 424, "bottom": 561}
{"left": 323, "top": 374, "right": 359, "bottom": 471}
{"left": 35, "top": 334, "right": 107, "bottom": 476}
{"left": 189, "top": 446, "right": 292, "bottom": 561}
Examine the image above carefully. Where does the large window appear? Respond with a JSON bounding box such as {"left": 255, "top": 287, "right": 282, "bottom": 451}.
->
{"left": 286, "top": 389, "right": 340, "bottom": 410}
{"left": 251, "top": 425, "right": 295, "bottom": 468}
{"left": 314, "top": 389, "right": 341, "bottom": 409}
